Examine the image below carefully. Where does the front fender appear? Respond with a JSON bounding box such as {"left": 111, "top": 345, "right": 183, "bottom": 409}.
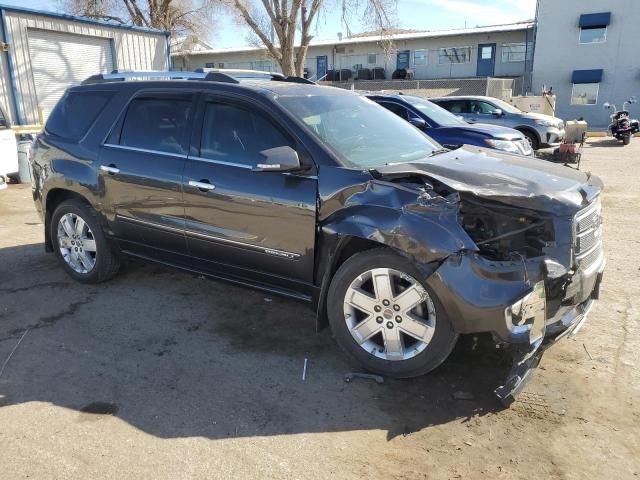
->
{"left": 313, "top": 178, "right": 478, "bottom": 330}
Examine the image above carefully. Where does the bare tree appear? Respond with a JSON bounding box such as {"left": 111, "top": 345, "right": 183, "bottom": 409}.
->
{"left": 224, "top": 0, "right": 396, "bottom": 76}
{"left": 64, "top": 0, "right": 214, "bottom": 37}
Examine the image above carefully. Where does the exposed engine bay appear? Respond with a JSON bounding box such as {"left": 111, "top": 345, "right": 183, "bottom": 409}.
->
{"left": 456, "top": 195, "right": 554, "bottom": 261}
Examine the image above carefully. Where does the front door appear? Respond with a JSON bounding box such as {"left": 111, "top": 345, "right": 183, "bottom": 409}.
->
{"left": 467, "top": 99, "right": 502, "bottom": 125}
{"left": 99, "top": 92, "right": 195, "bottom": 262}
{"left": 476, "top": 43, "right": 496, "bottom": 76}
{"left": 396, "top": 50, "right": 410, "bottom": 70}
{"left": 182, "top": 95, "right": 317, "bottom": 294}
{"left": 316, "top": 56, "right": 328, "bottom": 80}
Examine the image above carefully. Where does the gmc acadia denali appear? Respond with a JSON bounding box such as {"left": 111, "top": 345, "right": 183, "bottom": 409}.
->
{"left": 30, "top": 70, "right": 605, "bottom": 403}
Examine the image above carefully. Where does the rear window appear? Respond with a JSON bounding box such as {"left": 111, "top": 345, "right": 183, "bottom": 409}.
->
{"left": 118, "top": 97, "right": 192, "bottom": 155}
{"left": 45, "top": 91, "right": 112, "bottom": 141}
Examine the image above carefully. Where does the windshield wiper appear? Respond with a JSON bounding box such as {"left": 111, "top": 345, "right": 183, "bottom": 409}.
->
{"left": 427, "top": 148, "right": 450, "bottom": 157}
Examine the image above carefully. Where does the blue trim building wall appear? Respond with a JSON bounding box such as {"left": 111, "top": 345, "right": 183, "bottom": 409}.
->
{"left": 532, "top": 0, "right": 640, "bottom": 129}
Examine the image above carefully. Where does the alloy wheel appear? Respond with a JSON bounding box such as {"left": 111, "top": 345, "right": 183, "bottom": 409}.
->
{"left": 57, "top": 212, "right": 97, "bottom": 274}
{"left": 343, "top": 268, "right": 436, "bottom": 361}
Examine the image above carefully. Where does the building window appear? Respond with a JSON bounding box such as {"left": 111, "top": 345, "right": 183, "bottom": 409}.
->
{"left": 580, "top": 26, "right": 607, "bottom": 43}
{"left": 501, "top": 43, "right": 532, "bottom": 63}
{"left": 414, "top": 49, "right": 427, "bottom": 66}
{"left": 205, "top": 62, "right": 215, "bottom": 68}
{"left": 438, "top": 47, "right": 471, "bottom": 64}
{"left": 367, "top": 53, "right": 377, "bottom": 64}
{"left": 251, "top": 60, "right": 272, "bottom": 71}
{"left": 578, "top": 12, "right": 610, "bottom": 44}
{"left": 571, "top": 83, "right": 599, "bottom": 105}
{"left": 218, "top": 63, "right": 224, "bottom": 68}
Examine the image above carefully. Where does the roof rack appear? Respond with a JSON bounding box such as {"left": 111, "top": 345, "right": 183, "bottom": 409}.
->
{"left": 194, "top": 68, "right": 316, "bottom": 84}
{"left": 81, "top": 70, "right": 239, "bottom": 85}
{"left": 82, "top": 69, "right": 316, "bottom": 85}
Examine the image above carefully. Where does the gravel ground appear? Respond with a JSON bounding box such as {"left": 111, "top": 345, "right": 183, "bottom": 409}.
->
{"left": 0, "top": 138, "right": 638, "bottom": 479}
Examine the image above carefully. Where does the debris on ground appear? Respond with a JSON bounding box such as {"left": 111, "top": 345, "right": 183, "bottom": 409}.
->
{"left": 344, "top": 372, "right": 384, "bottom": 384}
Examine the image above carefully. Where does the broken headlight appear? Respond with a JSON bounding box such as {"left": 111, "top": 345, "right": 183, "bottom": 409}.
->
{"left": 458, "top": 198, "right": 555, "bottom": 261}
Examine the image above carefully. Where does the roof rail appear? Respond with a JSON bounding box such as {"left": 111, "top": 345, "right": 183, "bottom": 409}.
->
{"left": 81, "top": 68, "right": 316, "bottom": 85}
{"left": 195, "top": 68, "right": 316, "bottom": 85}
{"left": 81, "top": 70, "right": 239, "bottom": 85}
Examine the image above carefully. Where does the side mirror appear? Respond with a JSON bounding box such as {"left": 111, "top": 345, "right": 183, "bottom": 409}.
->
{"left": 629, "top": 96, "right": 637, "bottom": 104}
{"left": 492, "top": 108, "right": 503, "bottom": 117}
{"left": 603, "top": 102, "right": 611, "bottom": 109}
{"left": 253, "top": 146, "right": 301, "bottom": 172}
{"left": 409, "top": 116, "right": 427, "bottom": 129}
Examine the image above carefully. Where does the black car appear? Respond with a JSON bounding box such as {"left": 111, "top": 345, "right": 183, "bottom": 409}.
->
{"left": 366, "top": 93, "right": 533, "bottom": 156}
{"left": 30, "top": 71, "right": 605, "bottom": 402}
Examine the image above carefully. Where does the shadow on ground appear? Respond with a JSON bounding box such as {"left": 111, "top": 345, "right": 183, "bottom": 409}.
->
{"left": 0, "top": 243, "right": 509, "bottom": 441}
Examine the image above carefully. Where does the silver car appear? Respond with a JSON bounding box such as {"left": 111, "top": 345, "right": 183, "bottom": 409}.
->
{"left": 430, "top": 95, "right": 565, "bottom": 150}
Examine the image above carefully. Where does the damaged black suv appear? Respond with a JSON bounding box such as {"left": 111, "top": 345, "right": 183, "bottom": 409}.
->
{"left": 30, "top": 71, "right": 605, "bottom": 402}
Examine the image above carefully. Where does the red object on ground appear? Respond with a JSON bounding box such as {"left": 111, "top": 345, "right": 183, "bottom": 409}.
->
{"left": 559, "top": 143, "right": 580, "bottom": 154}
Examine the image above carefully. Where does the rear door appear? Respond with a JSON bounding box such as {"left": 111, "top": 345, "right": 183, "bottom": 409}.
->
{"left": 99, "top": 92, "right": 195, "bottom": 262}
{"left": 182, "top": 94, "right": 318, "bottom": 294}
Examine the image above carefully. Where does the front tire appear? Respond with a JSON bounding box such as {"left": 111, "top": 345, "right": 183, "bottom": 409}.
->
{"left": 327, "top": 248, "right": 458, "bottom": 378}
{"left": 623, "top": 134, "right": 631, "bottom": 145}
{"left": 521, "top": 130, "right": 540, "bottom": 151}
{"left": 50, "top": 199, "right": 121, "bottom": 283}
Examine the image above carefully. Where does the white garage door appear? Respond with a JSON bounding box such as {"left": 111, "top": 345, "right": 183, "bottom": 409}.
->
{"left": 28, "top": 29, "right": 115, "bottom": 119}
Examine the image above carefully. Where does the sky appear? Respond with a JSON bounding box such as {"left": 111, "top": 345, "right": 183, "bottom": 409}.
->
{"left": 1, "top": 0, "right": 537, "bottom": 49}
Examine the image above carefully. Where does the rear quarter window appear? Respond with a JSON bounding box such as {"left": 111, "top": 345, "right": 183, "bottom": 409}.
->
{"left": 45, "top": 90, "right": 113, "bottom": 141}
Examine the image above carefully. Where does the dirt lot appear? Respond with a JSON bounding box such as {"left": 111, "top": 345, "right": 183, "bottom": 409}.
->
{"left": 0, "top": 138, "right": 638, "bottom": 479}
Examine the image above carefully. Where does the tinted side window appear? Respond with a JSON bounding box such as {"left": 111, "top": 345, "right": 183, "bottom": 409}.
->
{"left": 378, "top": 102, "right": 410, "bottom": 120}
{"left": 46, "top": 91, "right": 112, "bottom": 141}
{"left": 469, "top": 101, "right": 498, "bottom": 115}
{"left": 438, "top": 100, "right": 467, "bottom": 114}
{"left": 119, "top": 97, "right": 192, "bottom": 155}
{"left": 200, "top": 103, "right": 292, "bottom": 166}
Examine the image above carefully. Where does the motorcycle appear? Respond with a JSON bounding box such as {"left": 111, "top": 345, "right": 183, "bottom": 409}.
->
{"left": 604, "top": 97, "right": 639, "bottom": 145}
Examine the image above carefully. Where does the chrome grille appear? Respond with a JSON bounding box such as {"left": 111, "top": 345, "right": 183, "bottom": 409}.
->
{"left": 573, "top": 198, "right": 603, "bottom": 271}
{"left": 515, "top": 139, "right": 533, "bottom": 156}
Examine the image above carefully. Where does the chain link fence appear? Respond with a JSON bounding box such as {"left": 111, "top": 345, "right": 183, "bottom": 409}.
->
{"left": 321, "top": 77, "right": 524, "bottom": 100}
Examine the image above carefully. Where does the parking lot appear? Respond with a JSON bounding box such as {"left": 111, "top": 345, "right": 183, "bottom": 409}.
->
{"left": 0, "top": 138, "right": 638, "bottom": 479}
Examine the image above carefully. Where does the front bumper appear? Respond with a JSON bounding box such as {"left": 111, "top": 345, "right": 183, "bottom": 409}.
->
{"left": 540, "top": 127, "right": 565, "bottom": 147}
{"left": 426, "top": 251, "right": 604, "bottom": 344}
{"left": 494, "top": 296, "right": 595, "bottom": 405}
{"left": 426, "top": 251, "right": 604, "bottom": 404}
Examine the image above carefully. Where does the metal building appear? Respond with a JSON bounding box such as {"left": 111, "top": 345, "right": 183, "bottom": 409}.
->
{"left": 532, "top": 0, "right": 640, "bottom": 129}
{"left": 0, "top": 4, "right": 171, "bottom": 125}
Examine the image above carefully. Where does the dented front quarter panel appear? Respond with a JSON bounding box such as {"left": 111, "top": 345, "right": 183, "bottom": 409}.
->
{"left": 316, "top": 166, "right": 477, "bottom": 282}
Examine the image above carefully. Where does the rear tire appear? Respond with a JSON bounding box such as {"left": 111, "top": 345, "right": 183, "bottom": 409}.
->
{"left": 327, "top": 248, "right": 458, "bottom": 378}
{"left": 50, "top": 199, "right": 120, "bottom": 284}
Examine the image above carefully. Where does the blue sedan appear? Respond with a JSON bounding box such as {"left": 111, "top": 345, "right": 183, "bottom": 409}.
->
{"left": 366, "top": 93, "right": 533, "bottom": 156}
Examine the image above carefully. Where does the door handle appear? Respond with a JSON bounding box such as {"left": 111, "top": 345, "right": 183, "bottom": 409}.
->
{"left": 188, "top": 180, "right": 216, "bottom": 192}
{"left": 100, "top": 165, "right": 120, "bottom": 175}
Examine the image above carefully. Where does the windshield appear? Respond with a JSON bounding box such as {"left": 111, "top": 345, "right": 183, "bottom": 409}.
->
{"left": 403, "top": 96, "right": 467, "bottom": 126}
{"left": 489, "top": 97, "right": 521, "bottom": 114}
{"left": 277, "top": 94, "right": 441, "bottom": 168}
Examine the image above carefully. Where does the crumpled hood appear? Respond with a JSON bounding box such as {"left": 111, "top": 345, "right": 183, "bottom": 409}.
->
{"left": 377, "top": 146, "right": 603, "bottom": 215}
